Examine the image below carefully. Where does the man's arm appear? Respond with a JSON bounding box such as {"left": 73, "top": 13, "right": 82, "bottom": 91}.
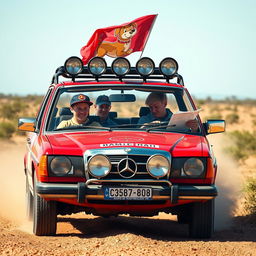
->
{"left": 56, "top": 120, "right": 70, "bottom": 129}
{"left": 137, "top": 115, "right": 149, "bottom": 125}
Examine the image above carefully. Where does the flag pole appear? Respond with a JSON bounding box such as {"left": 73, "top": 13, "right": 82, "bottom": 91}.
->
{"left": 139, "top": 14, "right": 158, "bottom": 59}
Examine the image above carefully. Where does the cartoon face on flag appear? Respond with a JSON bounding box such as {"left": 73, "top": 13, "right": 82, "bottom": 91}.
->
{"left": 80, "top": 15, "right": 157, "bottom": 65}
{"left": 97, "top": 22, "right": 137, "bottom": 58}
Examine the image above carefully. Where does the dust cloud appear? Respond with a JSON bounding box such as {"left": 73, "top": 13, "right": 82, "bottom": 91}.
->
{"left": 0, "top": 139, "right": 28, "bottom": 226}
{"left": 0, "top": 135, "right": 243, "bottom": 233}
{"left": 209, "top": 134, "right": 243, "bottom": 230}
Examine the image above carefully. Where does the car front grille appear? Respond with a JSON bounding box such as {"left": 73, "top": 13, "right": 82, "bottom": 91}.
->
{"left": 84, "top": 147, "right": 172, "bottom": 181}
{"left": 87, "top": 154, "right": 152, "bottom": 179}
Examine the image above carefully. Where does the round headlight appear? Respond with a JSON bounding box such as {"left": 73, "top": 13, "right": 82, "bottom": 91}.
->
{"left": 159, "top": 57, "right": 178, "bottom": 77}
{"left": 50, "top": 156, "right": 72, "bottom": 176}
{"left": 111, "top": 57, "right": 130, "bottom": 76}
{"left": 88, "top": 154, "right": 111, "bottom": 178}
{"left": 64, "top": 56, "right": 83, "bottom": 76}
{"left": 136, "top": 57, "right": 155, "bottom": 76}
{"left": 183, "top": 158, "right": 204, "bottom": 176}
{"left": 147, "top": 155, "right": 170, "bottom": 178}
{"left": 88, "top": 57, "right": 107, "bottom": 76}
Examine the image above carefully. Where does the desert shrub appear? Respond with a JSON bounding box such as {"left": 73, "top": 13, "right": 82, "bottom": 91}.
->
{"left": 244, "top": 178, "right": 256, "bottom": 217}
{"left": 204, "top": 113, "right": 223, "bottom": 120}
{"left": 25, "top": 95, "right": 43, "bottom": 107}
{"left": 226, "top": 112, "right": 239, "bottom": 124}
{"left": 194, "top": 99, "right": 206, "bottom": 108}
{"left": 226, "top": 130, "right": 256, "bottom": 160}
{"left": 233, "top": 105, "right": 238, "bottom": 112}
{"left": 224, "top": 105, "right": 233, "bottom": 111}
{"left": 0, "top": 121, "right": 16, "bottom": 139}
{"left": 0, "top": 100, "right": 28, "bottom": 121}
{"left": 209, "top": 105, "right": 221, "bottom": 113}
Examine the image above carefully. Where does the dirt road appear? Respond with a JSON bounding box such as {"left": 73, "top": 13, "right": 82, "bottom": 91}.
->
{"left": 0, "top": 137, "right": 255, "bottom": 256}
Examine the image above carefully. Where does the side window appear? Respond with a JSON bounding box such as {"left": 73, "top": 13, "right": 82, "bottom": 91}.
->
{"left": 35, "top": 88, "right": 53, "bottom": 131}
{"left": 167, "top": 94, "right": 179, "bottom": 113}
{"left": 182, "top": 90, "right": 194, "bottom": 111}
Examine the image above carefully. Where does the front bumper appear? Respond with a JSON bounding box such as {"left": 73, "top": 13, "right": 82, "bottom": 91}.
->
{"left": 36, "top": 179, "right": 217, "bottom": 204}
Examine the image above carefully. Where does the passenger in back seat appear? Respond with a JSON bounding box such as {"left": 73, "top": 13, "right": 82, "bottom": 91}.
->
{"left": 94, "top": 95, "right": 117, "bottom": 127}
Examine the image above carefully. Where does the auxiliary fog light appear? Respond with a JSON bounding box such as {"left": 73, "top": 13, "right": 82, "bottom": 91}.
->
{"left": 64, "top": 56, "right": 83, "bottom": 76}
{"left": 147, "top": 155, "right": 170, "bottom": 178}
{"left": 88, "top": 154, "right": 111, "bottom": 178}
{"left": 159, "top": 57, "right": 178, "bottom": 77}
{"left": 183, "top": 158, "right": 204, "bottom": 177}
{"left": 112, "top": 57, "right": 131, "bottom": 76}
{"left": 50, "top": 156, "right": 72, "bottom": 176}
{"left": 88, "top": 57, "right": 107, "bottom": 76}
{"left": 136, "top": 57, "right": 155, "bottom": 77}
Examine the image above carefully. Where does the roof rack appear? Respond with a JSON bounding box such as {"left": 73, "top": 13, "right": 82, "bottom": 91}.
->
{"left": 52, "top": 66, "right": 184, "bottom": 85}
{"left": 51, "top": 56, "right": 184, "bottom": 86}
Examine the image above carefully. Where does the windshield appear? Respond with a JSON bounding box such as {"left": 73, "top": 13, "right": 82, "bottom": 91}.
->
{"left": 46, "top": 85, "right": 201, "bottom": 134}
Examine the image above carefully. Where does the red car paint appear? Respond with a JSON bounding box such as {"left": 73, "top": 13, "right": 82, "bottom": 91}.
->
{"left": 20, "top": 58, "right": 224, "bottom": 237}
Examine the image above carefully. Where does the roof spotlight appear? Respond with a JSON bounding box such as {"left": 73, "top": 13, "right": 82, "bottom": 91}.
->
{"left": 64, "top": 56, "right": 83, "bottom": 76}
{"left": 159, "top": 57, "right": 178, "bottom": 77}
{"left": 136, "top": 57, "right": 155, "bottom": 77}
{"left": 111, "top": 57, "right": 130, "bottom": 77}
{"left": 88, "top": 57, "right": 107, "bottom": 77}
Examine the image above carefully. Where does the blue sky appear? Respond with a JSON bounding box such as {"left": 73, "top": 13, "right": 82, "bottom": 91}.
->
{"left": 0, "top": 0, "right": 255, "bottom": 98}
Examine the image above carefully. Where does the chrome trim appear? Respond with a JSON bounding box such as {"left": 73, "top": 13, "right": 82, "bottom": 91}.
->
{"left": 40, "top": 194, "right": 76, "bottom": 199}
{"left": 85, "top": 178, "right": 172, "bottom": 187}
{"left": 84, "top": 147, "right": 172, "bottom": 180}
{"left": 39, "top": 194, "right": 215, "bottom": 201}
{"left": 26, "top": 143, "right": 39, "bottom": 164}
{"left": 178, "top": 196, "right": 215, "bottom": 200}
{"left": 146, "top": 154, "right": 170, "bottom": 179}
{"left": 117, "top": 157, "right": 137, "bottom": 178}
{"left": 206, "top": 120, "right": 225, "bottom": 134}
{"left": 18, "top": 118, "right": 36, "bottom": 132}
{"left": 42, "top": 86, "right": 59, "bottom": 133}
{"left": 87, "top": 154, "right": 111, "bottom": 178}
{"left": 85, "top": 195, "right": 171, "bottom": 200}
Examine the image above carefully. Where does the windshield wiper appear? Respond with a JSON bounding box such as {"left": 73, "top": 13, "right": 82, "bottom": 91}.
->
{"left": 110, "top": 121, "right": 169, "bottom": 129}
{"left": 54, "top": 125, "right": 111, "bottom": 131}
{"left": 146, "top": 124, "right": 176, "bottom": 132}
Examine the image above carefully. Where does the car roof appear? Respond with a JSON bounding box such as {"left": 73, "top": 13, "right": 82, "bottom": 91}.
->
{"left": 52, "top": 80, "right": 185, "bottom": 90}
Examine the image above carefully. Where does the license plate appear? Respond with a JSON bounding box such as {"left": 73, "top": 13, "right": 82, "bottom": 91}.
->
{"left": 104, "top": 187, "right": 152, "bottom": 200}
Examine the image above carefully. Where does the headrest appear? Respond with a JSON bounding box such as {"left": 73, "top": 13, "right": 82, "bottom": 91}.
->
{"left": 59, "top": 115, "right": 73, "bottom": 122}
{"left": 109, "top": 111, "right": 117, "bottom": 119}
{"left": 59, "top": 107, "right": 72, "bottom": 116}
{"left": 139, "top": 107, "right": 171, "bottom": 117}
{"left": 88, "top": 116, "right": 100, "bottom": 122}
{"left": 139, "top": 107, "right": 150, "bottom": 117}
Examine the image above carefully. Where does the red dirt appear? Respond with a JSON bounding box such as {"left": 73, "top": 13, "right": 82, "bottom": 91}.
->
{"left": 0, "top": 137, "right": 255, "bottom": 256}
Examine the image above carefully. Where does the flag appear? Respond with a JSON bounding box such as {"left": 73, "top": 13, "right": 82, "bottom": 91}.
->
{"left": 80, "top": 14, "right": 157, "bottom": 64}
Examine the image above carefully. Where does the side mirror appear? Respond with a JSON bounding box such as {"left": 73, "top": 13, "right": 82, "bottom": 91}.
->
{"left": 18, "top": 118, "right": 36, "bottom": 132}
{"left": 204, "top": 120, "right": 225, "bottom": 134}
{"left": 109, "top": 94, "right": 136, "bottom": 102}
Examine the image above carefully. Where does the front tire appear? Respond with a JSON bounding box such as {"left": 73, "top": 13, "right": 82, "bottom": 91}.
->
{"left": 189, "top": 199, "right": 214, "bottom": 239}
{"left": 33, "top": 174, "right": 57, "bottom": 236}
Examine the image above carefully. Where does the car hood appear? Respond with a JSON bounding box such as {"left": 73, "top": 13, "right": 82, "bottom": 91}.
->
{"left": 46, "top": 131, "right": 210, "bottom": 157}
